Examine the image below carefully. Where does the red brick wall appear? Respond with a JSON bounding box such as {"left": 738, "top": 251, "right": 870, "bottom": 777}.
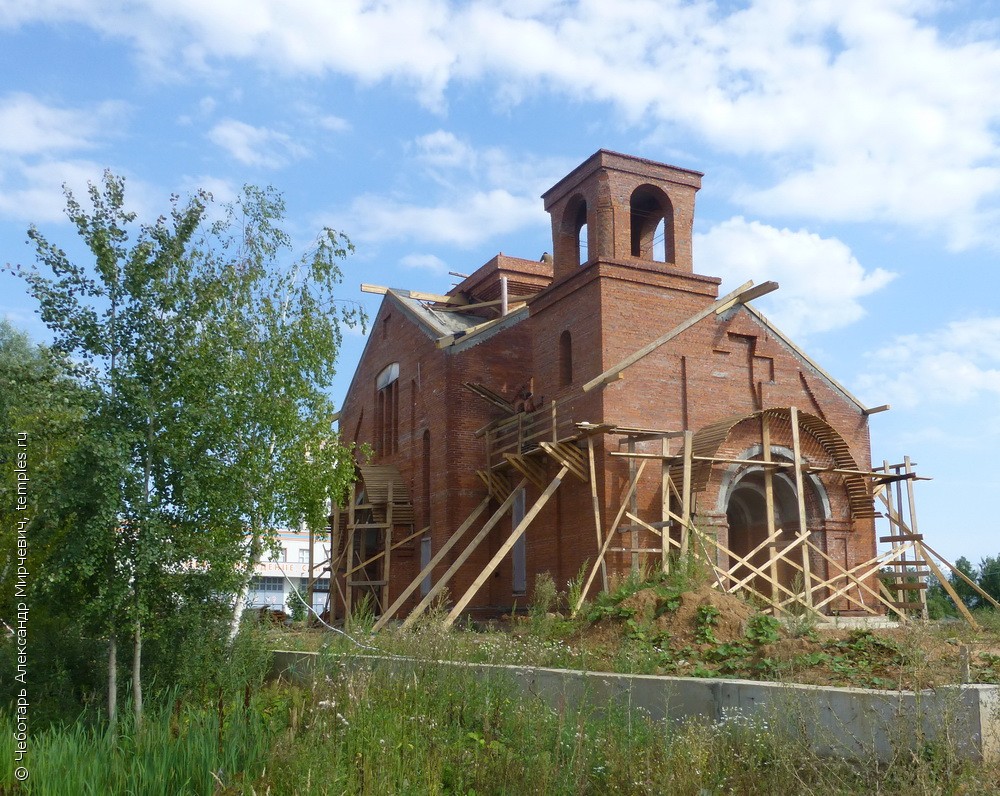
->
{"left": 339, "top": 152, "right": 878, "bottom": 619}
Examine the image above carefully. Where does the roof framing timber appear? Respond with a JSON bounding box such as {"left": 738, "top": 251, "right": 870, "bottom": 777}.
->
{"left": 361, "top": 283, "right": 469, "bottom": 305}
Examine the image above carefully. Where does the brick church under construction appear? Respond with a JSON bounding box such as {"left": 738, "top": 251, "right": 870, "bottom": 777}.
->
{"left": 329, "top": 149, "right": 977, "bottom": 630}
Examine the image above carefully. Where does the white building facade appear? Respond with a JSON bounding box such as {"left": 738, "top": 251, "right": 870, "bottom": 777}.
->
{"left": 246, "top": 528, "right": 330, "bottom": 615}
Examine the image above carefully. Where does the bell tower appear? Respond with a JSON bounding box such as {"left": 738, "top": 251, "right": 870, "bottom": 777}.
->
{"left": 541, "top": 150, "right": 702, "bottom": 282}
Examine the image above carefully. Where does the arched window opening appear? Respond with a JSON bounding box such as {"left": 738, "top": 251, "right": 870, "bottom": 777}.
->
{"left": 353, "top": 410, "right": 364, "bottom": 447}
{"left": 562, "top": 196, "right": 588, "bottom": 269}
{"left": 375, "top": 362, "right": 399, "bottom": 456}
{"left": 630, "top": 186, "right": 674, "bottom": 263}
{"left": 577, "top": 215, "right": 588, "bottom": 267}
{"left": 559, "top": 330, "right": 573, "bottom": 386}
{"left": 652, "top": 218, "right": 666, "bottom": 262}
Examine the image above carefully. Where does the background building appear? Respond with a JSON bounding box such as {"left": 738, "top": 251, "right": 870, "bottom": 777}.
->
{"left": 246, "top": 528, "right": 330, "bottom": 615}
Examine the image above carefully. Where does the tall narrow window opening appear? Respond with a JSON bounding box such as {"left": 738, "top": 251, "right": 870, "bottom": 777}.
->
{"left": 420, "top": 536, "right": 432, "bottom": 596}
{"left": 422, "top": 430, "right": 431, "bottom": 529}
{"left": 574, "top": 201, "right": 588, "bottom": 267}
{"left": 410, "top": 379, "right": 417, "bottom": 445}
{"left": 375, "top": 362, "right": 399, "bottom": 456}
{"left": 559, "top": 330, "right": 573, "bottom": 386}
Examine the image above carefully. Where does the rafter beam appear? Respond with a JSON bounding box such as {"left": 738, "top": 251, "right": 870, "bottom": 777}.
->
{"left": 361, "top": 283, "right": 468, "bottom": 305}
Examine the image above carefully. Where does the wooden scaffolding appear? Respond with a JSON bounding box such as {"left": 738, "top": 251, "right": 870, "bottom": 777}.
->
{"left": 329, "top": 464, "right": 424, "bottom": 620}
{"left": 357, "top": 401, "right": 998, "bottom": 630}
{"left": 338, "top": 280, "right": 996, "bottom": 629}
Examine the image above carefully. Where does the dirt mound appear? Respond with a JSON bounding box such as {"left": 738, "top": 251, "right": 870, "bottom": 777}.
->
{"left": 617, "top": 584, "right": 756, "bottom": 645}
{"left": 658, "top": 586, "right": 756, "bottom": 644}
{"left": 619, "top": 588, "right": 662, "bottom": 624}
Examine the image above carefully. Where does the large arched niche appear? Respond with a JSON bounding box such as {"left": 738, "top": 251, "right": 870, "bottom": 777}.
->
{"left": 629, "top": 184, "right": 674, "bottom": 263}
{"left": 684, "top": 408, "right": 872, "bottom": 525}
{"left": 716, "top": 448, "right": 831, "bottom": 594}
{"left": 678, "top": 408, "right": 872, "bottom": 596}
{"left": 557, "top": 193, "right": 589, "bottom": 269}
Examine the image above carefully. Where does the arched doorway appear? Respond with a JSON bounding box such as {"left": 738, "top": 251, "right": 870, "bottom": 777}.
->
{"left": 724, "top": 464, "right": 827, "bottom": 598}
{"left": 726, "top": 469, "right": 798, "bottom": 596}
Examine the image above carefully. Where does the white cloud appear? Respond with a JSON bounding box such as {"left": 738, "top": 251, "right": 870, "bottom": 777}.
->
{"left": 412, "top": 130, "right": 477, "bottom": 170}
{"left": 207, "top": 118, "right": 308, "bottom": 168}
{"left": 8, "top": 2, "right": 1000, "bottom": 244}
{"left": 695, "top": 216, "right": 895, "bottom": 336}
{"left": 348, "top": 187, "right": 543, "bottom": 248}
{"left": 338, "top": 132, "right": 558, "bottom": 250}
{"left": 0, "top": 159, "right": 110, "bottom": 223}
{"left": 400, "top": 253, "right": 449, "bottom": 274}
{"left": 0, "top": 93, "right": 123, "bottom": 155}
{"left": 317, "top": 115, "right": 350, "bottom": 133}
{"left": 857, "top": 317, "right": 1000, "bottom": 408}
{"left": 177, "top": 174, "right": 238, "bottom": 205}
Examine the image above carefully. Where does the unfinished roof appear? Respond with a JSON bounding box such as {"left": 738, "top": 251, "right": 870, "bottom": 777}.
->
{"left": 448, "top": 253, "right": 553, "bottom": 304}
{"left": 386, "top": 290, "right": 485, "bottom": 337}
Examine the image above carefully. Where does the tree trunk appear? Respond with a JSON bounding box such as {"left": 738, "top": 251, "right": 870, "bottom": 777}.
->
{"left": 133, "top": 622, "right": 143, "bottom": 730}
{"left": 228, "top": 531, "right": 262, "bottom": 643}
{"left": 108, "top": 632, "right": 118, "bottom": 731}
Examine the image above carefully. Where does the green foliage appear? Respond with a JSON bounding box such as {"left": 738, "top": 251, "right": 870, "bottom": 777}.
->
{"left": 0, "top": 612, "right": 107, "bottom": 731}
{"left": 695, "top": 604, "right": 721, "bottom": 644}
{"left": 564, "top": 561, "right": 588, "bottom": 614}
{"left": 289, "top": 592, "right": 307, "bottom": 623}
{"left": 978, "top": 556, "right": 1000, "bottom": 604}
{"left": 529, "top": 571, "right": 559, "bottom": 623}
{"left": 0, "top": 690, "right": 276, "bottom": 794}
{"left": 4, "top": 171, "right": 365, "bottom": 723}
{"left": 745, "top": 613, "right": 782, "bottom": 645}
{"left": 5, "top": 658, "right": 999, "bottom": 795}
{"left": 139, "top": 605, "right": 273, "bottom": 704}
{"left": 952, "top": 557, "right": 981, "bottom": 609}
{"left": 0, "top": 321, "right": 94, "bottom": 621}
{"left": 346, "top": 592, "right": 377, "bottom": 634}
{"left": 926, "top": 556, "right": 1000, "bottom": 614}
{"left": 784, "top": 609, "right": 819, "bottom": 639}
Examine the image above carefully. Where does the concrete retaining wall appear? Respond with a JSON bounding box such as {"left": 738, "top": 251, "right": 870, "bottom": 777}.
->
{"left": 271, "top": 650, "right": 1000, "bottom": 763}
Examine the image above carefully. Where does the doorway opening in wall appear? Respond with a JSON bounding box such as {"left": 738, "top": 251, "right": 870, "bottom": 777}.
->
{"left": 420, "top": 536, "right": 432, "bottom": 597}
{"left": 724, "top": 468, "right": 806, "bottom": 596}
{"left": 512, "top": 488, "right": 526, "bottom": 596}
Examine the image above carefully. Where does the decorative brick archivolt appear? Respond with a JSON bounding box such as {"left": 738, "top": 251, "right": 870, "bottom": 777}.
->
{"left": 677, "top": 407, "right": 873, "bottom": 521}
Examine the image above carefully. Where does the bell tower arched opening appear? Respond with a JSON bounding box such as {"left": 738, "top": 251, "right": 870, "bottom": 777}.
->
{"left": 630, "top": 184, "right": 674, "bottom": 263}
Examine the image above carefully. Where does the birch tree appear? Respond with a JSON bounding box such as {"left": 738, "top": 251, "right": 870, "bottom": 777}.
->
{"left": 7, "top": 172, "right": 363, "bottom": 727}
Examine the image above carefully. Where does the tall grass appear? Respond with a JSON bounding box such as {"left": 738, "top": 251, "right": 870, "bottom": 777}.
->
{"left": 0, "top": 693, "right": 275, "bottom": 795}
{"left": 4, "top": 653, "right": 997, "bottom": 794}
{"left": 257, "top": 654, "right": 998, "bottom": 795}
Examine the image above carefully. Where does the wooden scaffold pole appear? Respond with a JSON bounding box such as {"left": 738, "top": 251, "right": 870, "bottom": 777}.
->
{"left": 401, "top": 483, "right": 527, "bottom": 630}
{"left": 445, "top": 466, "right": 571, "bottom": 626}
{"left": 371, "top": 498, "right": 490, "bottom": 631}
{"left": 660, "top": 436, "right": 670, "bottom": 574}
{"left": 587, "top": 435, "right": 609, "bottom": 592}
{"left": 574, "top": 460, "right": 649, "bottom": 615}
{"left": 789, "top": 406, "right": 814, "bottom": 609}
{"left": 680, "top": 430, "right": 693, "bottom": 559}
{"left": 761, "top": 413, "right": 780, "bottom": 609}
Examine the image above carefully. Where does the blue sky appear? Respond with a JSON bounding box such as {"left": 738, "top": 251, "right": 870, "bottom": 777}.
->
{"left": 2, "top": 0, "right": 999, "bottom": 565}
